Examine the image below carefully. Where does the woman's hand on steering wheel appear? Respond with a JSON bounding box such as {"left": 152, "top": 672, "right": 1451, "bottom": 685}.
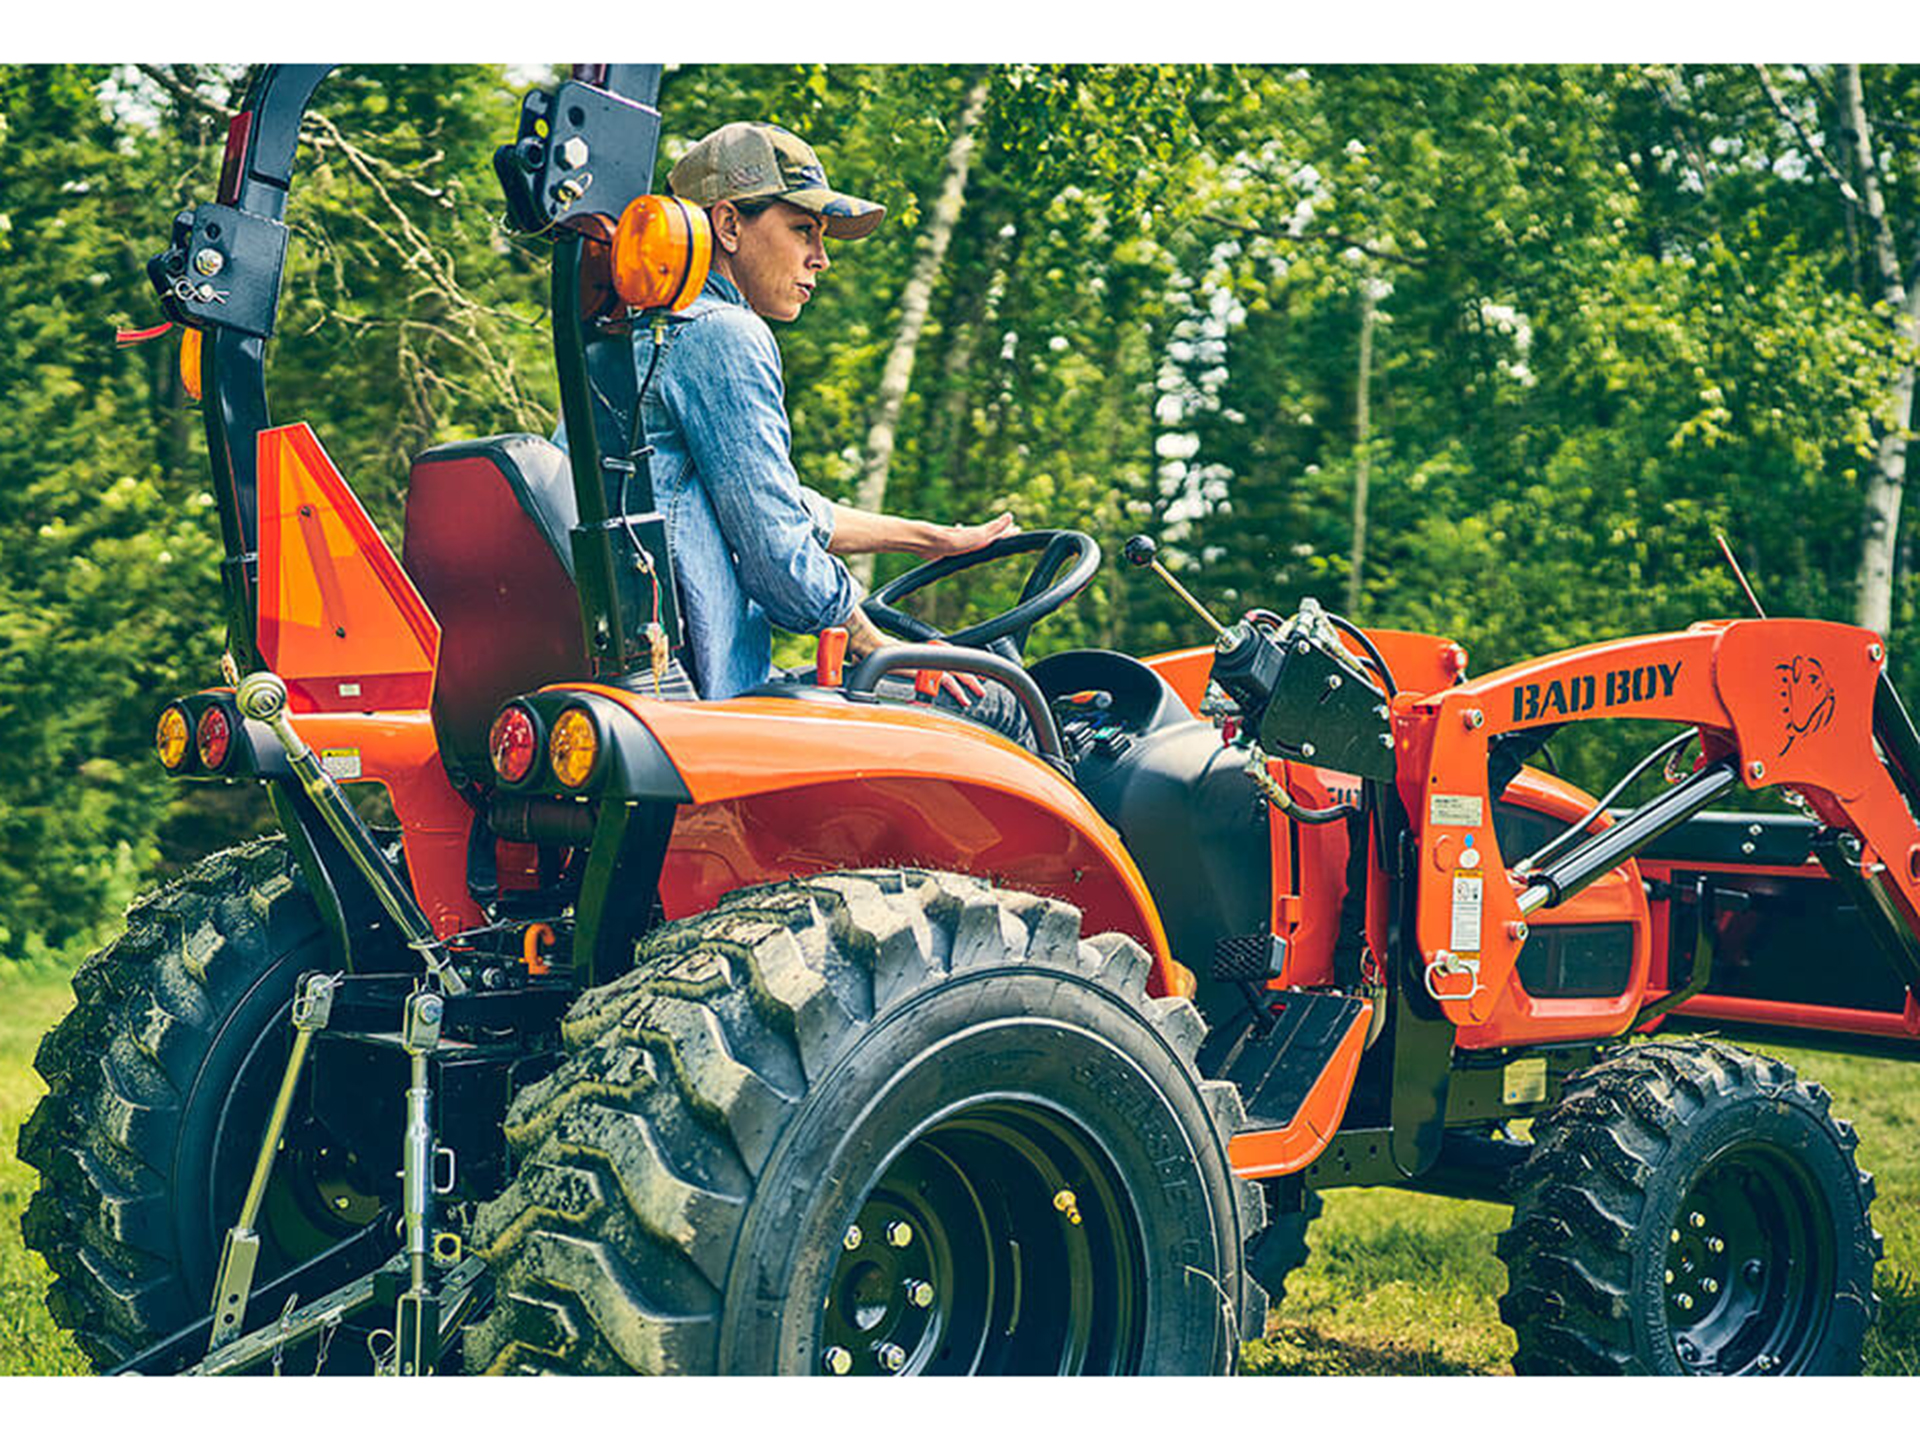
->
{"left": 921, "top": 511, "right": 1020, "bottom": 559}
{"left": 864, "top": 528, "right": 1103, "bottom": 660}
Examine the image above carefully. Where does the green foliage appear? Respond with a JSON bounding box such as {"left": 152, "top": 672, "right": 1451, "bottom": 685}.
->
{"left": 4, "top": 62, "right": 1920, "bottom": 947}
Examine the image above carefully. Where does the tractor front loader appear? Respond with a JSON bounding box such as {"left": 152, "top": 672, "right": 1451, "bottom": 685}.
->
{"left": 14, "top": 64, "right": 1910, "bottom": 1378}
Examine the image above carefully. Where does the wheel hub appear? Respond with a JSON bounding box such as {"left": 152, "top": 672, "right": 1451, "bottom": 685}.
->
{"left": 816, "top": 1101, "right": 1145, "bottom": 1376}
{"left": 1662, "top": 1142, "right": 1832, "bottom": 1375}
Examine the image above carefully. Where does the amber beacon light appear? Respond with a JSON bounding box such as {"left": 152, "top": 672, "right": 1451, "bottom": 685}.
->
{"left": 612, "top": 194, "right": 711, "bottom": 312}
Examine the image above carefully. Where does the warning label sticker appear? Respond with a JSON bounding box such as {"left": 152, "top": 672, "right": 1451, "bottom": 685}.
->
{"left": 1450, "top": 872, "right": 1483, "bottom": 953}
{"left": 321, "top": 748, "right": 362, "bottom": 781}
{"left": 1430, "top": 793, "right": 1484, "bottom": 827}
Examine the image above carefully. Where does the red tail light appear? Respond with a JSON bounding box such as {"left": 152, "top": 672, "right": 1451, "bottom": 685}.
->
{"left": 196, "top": 704, "right": 233, "bottom": 771}
{"left": 489, "top": 704, "right": 539, "bottom": 784}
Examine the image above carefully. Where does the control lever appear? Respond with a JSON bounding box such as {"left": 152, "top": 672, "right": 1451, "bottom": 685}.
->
{"left": 1123, "top": 535, "right": 1229, "bottom": 638}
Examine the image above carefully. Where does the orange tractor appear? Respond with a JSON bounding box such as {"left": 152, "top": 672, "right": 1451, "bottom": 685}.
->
{"left": 18, "top": 64, "right": 1910, "bottom": 1376}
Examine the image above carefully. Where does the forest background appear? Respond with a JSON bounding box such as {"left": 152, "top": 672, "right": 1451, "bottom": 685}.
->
{"left": 5, "top": 61, "right": 1920, "bottom": 964}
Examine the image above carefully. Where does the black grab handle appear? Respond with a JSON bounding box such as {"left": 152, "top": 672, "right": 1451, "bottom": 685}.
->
{"left": 845, "top": 645, "right": 1069, "bottom": 774}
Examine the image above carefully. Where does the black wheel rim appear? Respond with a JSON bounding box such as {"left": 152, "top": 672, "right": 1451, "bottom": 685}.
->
{"left": 816, "top": 1099, "right": 1146, "bottom": 1375}
{"left": 1662, "top": 1139, "right": 1836, "bottom": 1374}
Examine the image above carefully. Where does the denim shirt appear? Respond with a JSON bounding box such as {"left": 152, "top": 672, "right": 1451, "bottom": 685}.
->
{"left": 576, "top": 272, "right": 857, "bottom": 699}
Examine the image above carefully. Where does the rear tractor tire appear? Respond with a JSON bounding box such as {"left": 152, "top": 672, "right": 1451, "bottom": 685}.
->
{"left": 1498, "top": 1039, "right": 1880, "bottom": 1375}
{"left": 16, "top": 838, "right": 378, "bottom": 1371}
{"left": 465, "top": 869, "right": 1266, "bottom": 1375}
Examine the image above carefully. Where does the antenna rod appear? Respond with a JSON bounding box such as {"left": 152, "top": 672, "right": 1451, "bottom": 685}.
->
{"left": 1715, "top": 532, "right": 1767, "bottom": 619}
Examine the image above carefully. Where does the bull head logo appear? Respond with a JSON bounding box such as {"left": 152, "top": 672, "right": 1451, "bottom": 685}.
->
{"left": 1776, "top": 654, "right": 1835, "bottom": 756}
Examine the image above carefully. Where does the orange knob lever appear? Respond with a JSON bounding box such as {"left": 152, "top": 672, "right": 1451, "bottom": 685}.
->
{"left": 523, "top": 922, "right": 557, "bottom": 977}
{"left": 816, "top": 626, "right": 848, "bottom": 687}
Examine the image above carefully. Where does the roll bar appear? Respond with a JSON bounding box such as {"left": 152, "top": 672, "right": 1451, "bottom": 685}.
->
{"left": 146, "top": 64, "right": 677, "bottom": 680}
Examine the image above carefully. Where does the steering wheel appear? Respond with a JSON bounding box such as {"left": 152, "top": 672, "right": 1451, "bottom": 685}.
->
{"left": 864, "top": 530, "right": 1102, "bottom": 661}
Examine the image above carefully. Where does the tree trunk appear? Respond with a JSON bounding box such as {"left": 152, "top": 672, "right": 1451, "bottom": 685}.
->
{"left": 1346, "top": 282, "right": 1376, "bottom": 617}
{"left": 1844, "top": 64, "right": 1916, "bottom": 639}
{"left": 849, "top": 73, "right": 990, "bottom": 587}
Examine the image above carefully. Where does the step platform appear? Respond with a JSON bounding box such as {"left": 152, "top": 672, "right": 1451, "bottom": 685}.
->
{"left": 1209, "top": 988, "right": 1371, "bottom": 1132}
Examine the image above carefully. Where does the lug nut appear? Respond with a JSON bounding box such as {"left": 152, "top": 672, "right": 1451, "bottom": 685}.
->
{"left": 876, "top": 1342, "right": 907, "bottom": 1373}
{"left": 1670, "top": 1228, "right": 1682, "bottom": 1244}
{"left": 842, "top": 1225, "right": 863, "bottom": 1251}
{"left": 1689, "top": 1211, "right": 1706, "bottom": 1229}
{"left": 905, "top": 1279, "right": 934, "bottom": 1308}
{"left": 1664, "top": 1268, "right": 1674, "bottom": 1285}
{"left": 885, "top": 1220, "right": 914, "bottom": 1249}
{"left": 1676, "top": 1293, "right": 1694, "bottom": 1311}
{"left": 1702, "top": 1277, "right": 1720, "bottom": 1295}
{"left": 1707, "top": 1236, "right": 1725, "bottom": 1254}
{"left": 823, "top": 1346, "right": 852, "bottom": 1375}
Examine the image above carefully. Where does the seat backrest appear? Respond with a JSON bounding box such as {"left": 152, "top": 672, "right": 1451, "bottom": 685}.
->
{"left": 402, "top": 434, "right": 588, "bottom": 784}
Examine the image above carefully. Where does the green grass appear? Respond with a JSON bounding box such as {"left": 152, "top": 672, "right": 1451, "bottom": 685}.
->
{"left": 1, "top": 959, "right": 1915, "bottom": 1376}
{"left": 1244, "top": 1037, "right": 1920, "bottom": 1375}
{"left": 0, "top": 965, "right": 89, "bottom": 1376}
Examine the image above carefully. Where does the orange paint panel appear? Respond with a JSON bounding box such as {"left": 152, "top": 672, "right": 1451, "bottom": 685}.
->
{"left": 1227, "top": 1000, "right": 1372, "bottom": 1178}
{"left": 1142, "top": 647, "right": 1214, "bottom": 715}
{"left": 564, "top": 686, "right": 1179, "bottom": 991}
{"left": 256, "top": 423, "right": 441, "bottom": 713}
{"left": 286, "top": 710, "right": 482, "bottom": 937}
{"left": 1395, "top": 619, "right": 1918, "bottom": 1047}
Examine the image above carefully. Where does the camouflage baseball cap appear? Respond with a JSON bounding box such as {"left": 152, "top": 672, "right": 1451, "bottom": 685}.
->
{"left": 667, "top": 122, "right": 885, "bottom": 241}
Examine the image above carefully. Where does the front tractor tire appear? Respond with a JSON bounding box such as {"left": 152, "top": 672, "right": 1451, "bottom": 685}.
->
{"left": 466, "top": 869, "right": 1266, "bottom": 1376}
{"left": 16, "top": 838, "right": 367, "bottom": 1371}
{"left": 1498, "top": 1039, "right": 1881, "bottom": 1375}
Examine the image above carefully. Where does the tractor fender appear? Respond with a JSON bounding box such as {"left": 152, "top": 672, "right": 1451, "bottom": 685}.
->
{"left": 566, "top": 685, "right": 1183, "bottom": 992}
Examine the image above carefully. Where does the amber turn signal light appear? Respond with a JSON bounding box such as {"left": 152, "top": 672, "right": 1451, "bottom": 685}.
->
{"left": 156, "top": 704, "right": 191, "bottom": 771}
{"left": 489, "top": 704, "right": 539, "bottom": 784}
{"left": 548, "top": 707, "right": 601, "bottom": 789}
{"left": 612, "top": 195, "right": 711, "bottom": 312}
{"left": 179, "top": 326, "right": 202, "bottom": 401}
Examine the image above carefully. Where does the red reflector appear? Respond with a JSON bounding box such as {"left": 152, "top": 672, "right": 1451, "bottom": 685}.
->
{"left": 218, "top": 111, "right": 253, "bottom": 204}
{"left": 196, "top": 705, "right": 233, "bottom": 771}
{"left": 489, "top": 705, "right": 538, "bottom": 784}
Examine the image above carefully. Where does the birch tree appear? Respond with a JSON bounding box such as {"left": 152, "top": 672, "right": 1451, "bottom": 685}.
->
{"left": 848, "top": 72, "right": 990, "bottom": 586}
{"left": 1755, "top": 64, "right": 1917, "bottom": 637}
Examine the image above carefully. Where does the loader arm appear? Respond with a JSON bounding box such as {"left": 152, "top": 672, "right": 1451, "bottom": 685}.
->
{"left": 1396, "top": 618, "right": 1920, "bottom": 1032}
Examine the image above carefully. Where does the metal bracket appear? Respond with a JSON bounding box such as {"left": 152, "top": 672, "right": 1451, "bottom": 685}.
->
{"left": 149, "top": 203, "right": 289, "bottom": 339}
